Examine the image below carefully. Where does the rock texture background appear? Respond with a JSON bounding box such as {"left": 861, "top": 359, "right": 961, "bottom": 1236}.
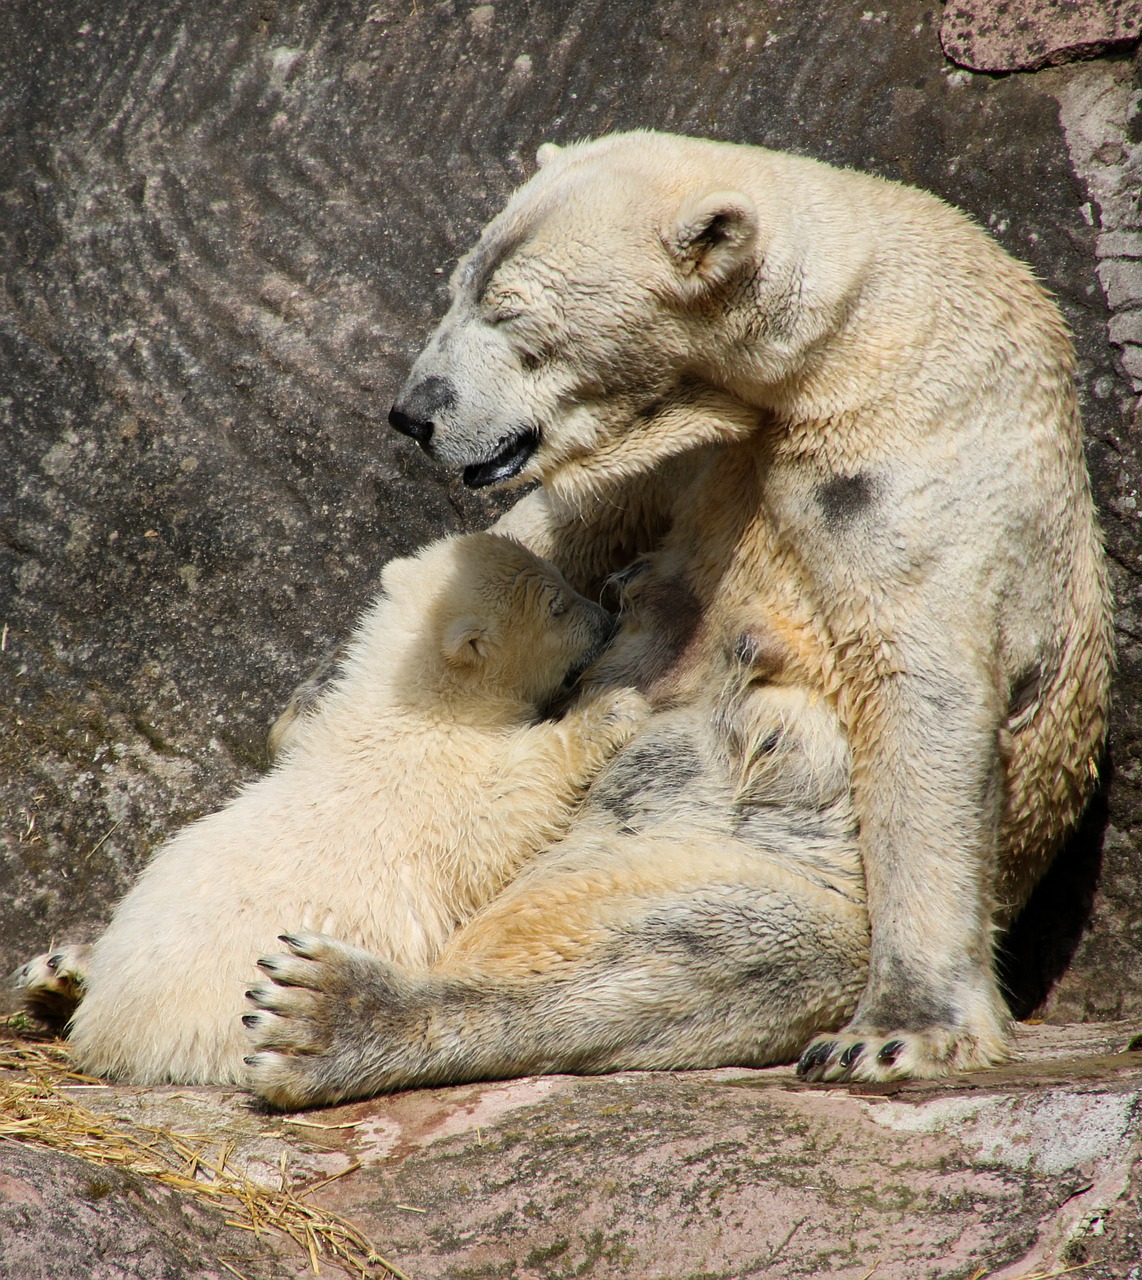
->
{"left": 1, "top": 1, "right": 1141, "bottom": 1028}
{"left": 4, "top": 1022, "right": 1142, "bottom": 1279}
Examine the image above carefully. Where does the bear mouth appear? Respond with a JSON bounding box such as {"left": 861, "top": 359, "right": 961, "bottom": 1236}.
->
{"left": 463, "top": 427, "right": 540, "bottom": 489}
{"left": 561, "top": 614, "right": 621, "bottom": 691}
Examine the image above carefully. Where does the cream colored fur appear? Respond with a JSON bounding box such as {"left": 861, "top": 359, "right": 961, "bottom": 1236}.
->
{"left": 16, "top": 533, "right": 644, "bottom": 1084}
{"left": 246, "top": 525, "right": 872, "bottom": 1107}
{"left": 367, "top": 130, "right": 1111, "bottom": 1086}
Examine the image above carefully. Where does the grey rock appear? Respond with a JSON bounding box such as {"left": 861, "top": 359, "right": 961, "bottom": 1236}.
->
{"left": 942, "top": 0, "right": 1142, "bottom": 73}
{"left": 1109, "top": 310, "right": 1142, "bottom": 345}
{"left": 1120, "top": 345, "right": 1142, "bottom": 384}
{"left": 1100, "top": 257, "right": 1142, "bottom": 309}
{"left": 0, "top": 1, "right": 1139, "bottom": 1033}
{"left": 2, "top": 1022, "right": 1141, "bottom": 1279}
{"left": 1097, "top": 230, "right": 1142, "bottom": 258}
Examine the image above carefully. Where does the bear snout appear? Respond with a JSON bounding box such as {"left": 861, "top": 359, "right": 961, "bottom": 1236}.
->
{"left": 562, "top": 605, "right": 621, "bottom": 689}
{"left": 389, "top": 375, "right": 457, "bottom": 448}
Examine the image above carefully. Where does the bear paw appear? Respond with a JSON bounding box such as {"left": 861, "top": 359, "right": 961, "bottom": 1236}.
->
{"left": 11, "top": 944, "right": 91, "bottom": 1025}
{"left": 583, "top": 686, "right": 650, "bottom": 740}
{"left": 599, "top": 686, "right": 651, "bottom": 724}
{"left": 796, "top": 1024, "right": 1008, "bottom": 1084}
{"left": 243, "top": 931, "right": 416, "bottom": 1110}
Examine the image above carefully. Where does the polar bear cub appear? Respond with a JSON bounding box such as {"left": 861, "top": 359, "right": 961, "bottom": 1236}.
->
{"left": 15, "top": 533, "right": 643, "bottom": 1084}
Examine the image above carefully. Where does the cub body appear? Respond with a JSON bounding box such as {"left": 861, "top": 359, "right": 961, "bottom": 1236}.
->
{"left": 19, "top": 533, "right": 641, "bottom": 1084}
{"left": 246, "top": 518, "right": 871, "bottom": 1108}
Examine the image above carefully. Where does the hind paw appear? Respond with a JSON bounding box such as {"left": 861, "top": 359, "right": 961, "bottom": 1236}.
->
{"left": 11, "top": 944, "right": 92, "bottom": 1025}
{"left": 243, "top": 931, "right": 415, "bottom": 1110}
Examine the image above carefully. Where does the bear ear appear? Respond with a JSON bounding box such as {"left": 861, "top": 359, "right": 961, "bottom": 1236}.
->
{"left": 666, "top": 190, "right": 759, "bottom": 296}
{"left": 442, "top": 617, "right": 492, "bottom": 667}
{"left": 535, "top": 141, "right": 561, "bottom": 169}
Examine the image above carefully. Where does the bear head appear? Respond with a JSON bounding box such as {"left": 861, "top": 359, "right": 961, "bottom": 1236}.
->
{"left": 388, "top": 131, "right": 830, "bottom": 497}
{"left": 378, "top": 533, "right": 618, "bottom": 715}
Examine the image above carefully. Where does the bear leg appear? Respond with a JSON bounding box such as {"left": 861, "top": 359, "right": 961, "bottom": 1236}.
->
{"left": 12, "top": 943, "right": 92, "bottom": 1026}
{"left": 244, "top": 837, "right": 869, "bottom": 1109}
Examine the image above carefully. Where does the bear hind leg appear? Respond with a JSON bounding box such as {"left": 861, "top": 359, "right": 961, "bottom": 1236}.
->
{"left": 12, "top": 943, "right": 92, "bottom": 1027}
{"left": 244, "top": 857, "right": 870, "bottom": 1109}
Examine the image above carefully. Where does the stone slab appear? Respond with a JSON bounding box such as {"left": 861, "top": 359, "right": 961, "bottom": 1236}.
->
{"left": 942, "top": 0, "right": 1142, "bottom": 73}
{"left": 3, "top": 1022, "right": 1142, "bottom": 1279}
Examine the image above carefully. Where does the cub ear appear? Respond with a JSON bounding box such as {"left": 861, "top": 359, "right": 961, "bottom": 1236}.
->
{"left": 442, "top": 616, "right": 492, "bottom": 666}
{"left": 666, "top": 190, "right": 759, "bottom": 295}
{"left": 535, "top": 141, "right": 562, "bottom": 168}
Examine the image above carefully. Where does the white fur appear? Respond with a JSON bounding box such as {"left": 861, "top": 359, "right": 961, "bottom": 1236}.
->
{"left": 58, "top": 533, "right": 642, "bottom": 1083}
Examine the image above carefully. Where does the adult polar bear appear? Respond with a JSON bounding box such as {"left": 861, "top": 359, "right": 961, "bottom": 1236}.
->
{"left": 253, "top": 130, "right": 1111, "bottom": 1094}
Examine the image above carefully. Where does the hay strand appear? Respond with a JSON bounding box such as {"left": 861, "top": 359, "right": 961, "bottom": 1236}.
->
{"left": 0, "top": 1030, "right": 411, "bottom": 1280}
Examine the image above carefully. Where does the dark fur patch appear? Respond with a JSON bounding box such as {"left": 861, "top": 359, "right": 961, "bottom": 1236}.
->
{"left": 731, "top": 628, "right": 789, "bottom": 681}
{"left": 400, "top": 375, "right": 456, "bottom": 422}
{"left": 1008, "top": 662, "right": 1042, "bottom": 725}
{"left": 600, "top": 574, "right": 706, "bottom": 696}
{"left": 463, "top": 230, "right": 528, "bottom": 301}
{"left": 862, "top": 956, "right": 958, "bottom": 1032}
{"left": 640, "top": 578, "right": 706, "bottom": 692}
{"left": 816, "top": 472, "right": 875, "bottom": 529}
{"left": 593, "top": 737, "right": 705, "bottom": 826}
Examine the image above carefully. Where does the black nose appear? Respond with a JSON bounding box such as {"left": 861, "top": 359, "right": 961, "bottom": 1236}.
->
{"left": 389, "top": 404, "right": 434, "bottom": 445}
{"left": 389, "top": 375, "right": 457, "bottom": 449}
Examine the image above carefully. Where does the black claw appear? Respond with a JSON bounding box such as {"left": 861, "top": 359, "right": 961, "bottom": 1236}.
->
{"left": 242, "top": 1013, "right": 260, "bottom": 1029}
{"left": 278, "top": 934, "right": 303, "bottom": 949}
{"left": 797, "top": 1040, "right": 838, "bottom": 1077}
{"left": 878, "top": 1039, "right": 905, "bottom": 1066}
{"left": 839, "top": 1041, "right": 865, "bottom": 1070}
{"left": 243, "top": 1055, "right": 259, "bottom": 1066}
{"left": 244, "top": 988, "right": 259, "bottom": 1002}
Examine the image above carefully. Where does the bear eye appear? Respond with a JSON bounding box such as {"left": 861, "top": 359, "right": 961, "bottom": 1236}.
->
{"left": 549, "top": 592, "right": 567, "bottom": 618}
{"left": 483, "top": 290, "right": 523, "bottom": 325}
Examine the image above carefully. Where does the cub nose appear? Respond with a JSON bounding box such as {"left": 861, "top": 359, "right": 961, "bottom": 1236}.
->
{"left": 388, "top": 375, "right": 456, "bottom": 449}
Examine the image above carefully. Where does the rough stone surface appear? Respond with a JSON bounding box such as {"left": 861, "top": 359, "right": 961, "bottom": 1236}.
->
{"left": 1048, "top": 58, "right": 1142, "bottom": 396}
{"left": 942, "top": 0, "right": 1142, "bottom": 73}
{"left": 2, "top": 1023, "right": 1142, "bottom": 1279}
{"left": 0, "top": 1141, "right": 300, "bottom": 1280}
{"left": 1, "top": 4, "right": 1141, "bottom": 1027}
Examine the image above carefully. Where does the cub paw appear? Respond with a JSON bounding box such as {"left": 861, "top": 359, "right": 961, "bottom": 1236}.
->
{"left": 243, "top": 931, "right": 410, "bottom": 1110}
{"left": 796, "top": 1024, "right": 1009, "bottom": 1084}
{"left": 11, "top": 944, "right": 91, "bottom": 1026}
{"left": 590, "top": 686, "right": 651, "bottom": 735}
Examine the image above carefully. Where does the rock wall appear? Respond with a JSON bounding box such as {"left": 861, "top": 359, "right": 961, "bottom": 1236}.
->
{"left": 1, "top": 0, "right": 1140, "bottom": 1022}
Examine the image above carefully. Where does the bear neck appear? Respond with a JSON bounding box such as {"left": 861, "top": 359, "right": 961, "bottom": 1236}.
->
{"left": 705, "top": 172, "right": 1068, "bottom": 465}
{"left": 396, "top": 666, "right": 538, "bottom": 732}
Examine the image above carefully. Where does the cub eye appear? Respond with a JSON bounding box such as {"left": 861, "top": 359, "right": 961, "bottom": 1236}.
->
{"left": 488, "top": 308, "right": 521, "bottom": 326}
{"left": 549, "top": 592, "right": 567, "bottom": 618}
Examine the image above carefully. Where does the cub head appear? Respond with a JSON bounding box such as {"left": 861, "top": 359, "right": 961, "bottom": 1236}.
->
{"left": 389, "top": 131, "right": 779, "bottom": 497}
{"left": 382, "top": 533, "right": 617, "bottom": 713}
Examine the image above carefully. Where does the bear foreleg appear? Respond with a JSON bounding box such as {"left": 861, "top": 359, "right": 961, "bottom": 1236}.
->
{"left": 797, "top": 651, "right": 1012, "bottom": 1083}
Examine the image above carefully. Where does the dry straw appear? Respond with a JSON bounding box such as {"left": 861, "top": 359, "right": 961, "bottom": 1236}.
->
{"left": 0, "top": 1027, "right": 410, "bottom": 1280}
